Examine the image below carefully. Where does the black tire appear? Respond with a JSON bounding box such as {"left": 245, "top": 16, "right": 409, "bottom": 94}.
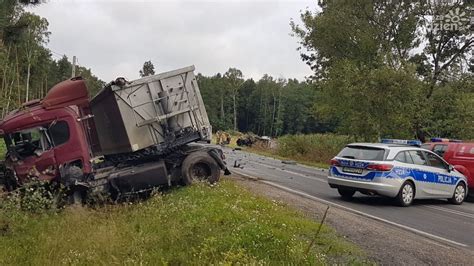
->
{"left": 337, "top": 188, "right": 356, "bottom": 200}
{"left": 181, "top": 152, "right": 220, "bottom": 185}
{"left": 61, "top": 166, "right": 84, "bottom": 186}
{"left": 448, "top": 182, "right": 466, "bottom": 205}
{"left": 396, "top": 181, "right": 415, "bottom": 207}
{"left": 70, "top": 189, "right": 84, "bottom": 205}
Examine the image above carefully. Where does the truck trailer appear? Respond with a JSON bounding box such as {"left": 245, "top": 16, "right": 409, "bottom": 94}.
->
{"left": 0, "top": 65, "right": 230, "bottom": 202}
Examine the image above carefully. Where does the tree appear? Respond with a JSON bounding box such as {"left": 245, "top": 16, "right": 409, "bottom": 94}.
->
{"left": 223, "top": 68, "right": 243, "bottom": 131}
{"left": 0, "top": 3, "right": 104, "bottom": 117}
{"left": 291, "top": 0, "right": 473, "bottom": 141}
{"left": 139, "top": 60, "right": 155, "bottom": 77}
{"left": 18, "top": 12, "right": 50, "bottom": 102}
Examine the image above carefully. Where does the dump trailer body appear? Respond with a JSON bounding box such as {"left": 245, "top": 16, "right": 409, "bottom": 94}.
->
{"left": 90, "top": 66, "right": 211, "bottom": 156}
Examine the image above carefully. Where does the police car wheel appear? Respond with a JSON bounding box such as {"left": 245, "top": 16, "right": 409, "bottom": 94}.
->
{"left": 337, "top": 188, "right": 355, "bottom": 200}
{"left": 396, "top": 182, "right": 415, "bottom": 207}
{"left": 449, "top": 183, "right": 466, "bottom": 205}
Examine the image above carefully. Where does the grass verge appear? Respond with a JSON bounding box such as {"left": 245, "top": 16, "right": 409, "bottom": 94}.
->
{"left": 235, "top": 133, "right": 358, "bottom": 169}
{"left": 0, "top": 179, "right": 370, "bottom": 265}
{"left": 0, "top": 141, "right": 5, "bottom": 160}
{"left": 246, "top": 147, "right": 331, "bottom": 169}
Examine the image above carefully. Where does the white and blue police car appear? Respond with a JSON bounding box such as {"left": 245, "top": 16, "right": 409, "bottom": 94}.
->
{"left": 327, "top": 139, "right": 468, "bottom": 206}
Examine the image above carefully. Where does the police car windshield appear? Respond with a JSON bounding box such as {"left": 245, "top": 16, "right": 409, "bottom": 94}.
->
{"left": 338, "top": 146, "right": 386, "bottom": 161}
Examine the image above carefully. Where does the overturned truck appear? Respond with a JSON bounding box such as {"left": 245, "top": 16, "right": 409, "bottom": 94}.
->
{"left": 0, "top": 66, "right": 230, "bottom": 201}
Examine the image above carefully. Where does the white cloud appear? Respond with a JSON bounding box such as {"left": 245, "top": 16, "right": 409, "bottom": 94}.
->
{"left": 28, "top": 0, "right": 315, "bottom": 82}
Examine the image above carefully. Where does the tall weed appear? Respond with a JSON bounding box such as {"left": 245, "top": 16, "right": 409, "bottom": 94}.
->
{"left": 277, "top": 134, "right": 356, "bottom": 165}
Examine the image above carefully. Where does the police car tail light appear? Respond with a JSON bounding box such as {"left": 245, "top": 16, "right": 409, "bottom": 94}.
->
{"left": 367, "top": 164, "right": 393, "bottom": 171}
{"left": 330, "top": 159, "right": 340, "bottom": 166}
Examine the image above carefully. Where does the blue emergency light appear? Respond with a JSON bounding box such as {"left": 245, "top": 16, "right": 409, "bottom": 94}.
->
{"left": 381, "top": 139, "right": 422, "bottom": 146}
{"left": 430, "top": 138, "right": 462, "bottom": 143}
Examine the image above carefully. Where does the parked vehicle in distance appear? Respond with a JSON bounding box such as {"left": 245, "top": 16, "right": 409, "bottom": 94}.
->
{"left": 327, "top": 139, "right": 468, "bottom": 206}
{"left": 422, "top": 138, "right": 474, "bottom": 199}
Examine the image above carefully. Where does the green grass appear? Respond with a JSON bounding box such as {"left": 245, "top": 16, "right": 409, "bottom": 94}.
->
{"left": 246, "top": 147, "right": 331, "bottom": 169}
{"left": 243, "top": 134, "right": 358, "bottom": 169}
{"left": 0, "top": 141, "right": 5, "bottom": 160}
{"left": 0, "top": 180, "right": 370, "bottom": 265}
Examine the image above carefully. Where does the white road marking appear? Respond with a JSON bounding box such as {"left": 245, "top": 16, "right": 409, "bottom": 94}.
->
{"left": 232, "top": 167, "right": 470, "bottom": 248}
{"left": 424, "top": 205, "right": 474, "bottom": 219}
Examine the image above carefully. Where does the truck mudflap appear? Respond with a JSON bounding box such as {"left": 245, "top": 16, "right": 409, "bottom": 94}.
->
{"left": 108, "top": 160, "right": 168, "bottom": 194}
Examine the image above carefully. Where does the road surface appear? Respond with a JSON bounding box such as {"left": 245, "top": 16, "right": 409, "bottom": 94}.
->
{"left": 224, "top": 148, "right": 474, "bottom": 249}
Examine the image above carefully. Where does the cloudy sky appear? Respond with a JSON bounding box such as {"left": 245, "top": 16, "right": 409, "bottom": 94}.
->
{"left": 28, "top": 0, "right": 319, "bottom": 82}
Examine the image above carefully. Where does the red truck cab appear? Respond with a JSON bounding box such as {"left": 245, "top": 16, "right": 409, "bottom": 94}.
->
{"left": 422, "top": 138, "right": 474, "bottom": 199}
{"left": 0, "top": 77, "right": 94, "bottom": 186}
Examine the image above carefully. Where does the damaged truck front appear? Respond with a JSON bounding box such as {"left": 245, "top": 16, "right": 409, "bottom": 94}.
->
{"left": 0, "top": 65, "right": 229, "bottom": 202}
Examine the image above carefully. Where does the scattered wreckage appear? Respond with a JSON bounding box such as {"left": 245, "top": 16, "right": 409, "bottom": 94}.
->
{"left": 236, "top": 133, "right": 271, "bottom": 148}
{"left": 0, "top": 66, "right": 230, "bottom": 202}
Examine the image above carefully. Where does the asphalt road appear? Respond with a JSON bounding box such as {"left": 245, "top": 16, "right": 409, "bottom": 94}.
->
{"left": 224, "top": 148, "right": 474, "bottom": 249}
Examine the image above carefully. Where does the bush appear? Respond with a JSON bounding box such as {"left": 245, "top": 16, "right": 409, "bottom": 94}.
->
{"left": 276, "top": 134, "right": 356, "bottom": 166}
{"left": 0, "top": 141, "right": 5, "bottom": 160}
{"left": 1, "top": 180, "right": 65, "bottom": 213}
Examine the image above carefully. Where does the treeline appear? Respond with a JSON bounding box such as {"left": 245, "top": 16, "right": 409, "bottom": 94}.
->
{"left": 197, "top": 72, "right": 328, "bottom": 137}
{"left": 199, "top": 0, "right": 473, "bottom": 141}
{"left": 0, "top": 0, "right": 104, "bottom": 118}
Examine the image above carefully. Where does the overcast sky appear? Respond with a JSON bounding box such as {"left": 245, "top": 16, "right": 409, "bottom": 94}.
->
{"left": 28, "top": 0, "right": 318, "bottom": 82}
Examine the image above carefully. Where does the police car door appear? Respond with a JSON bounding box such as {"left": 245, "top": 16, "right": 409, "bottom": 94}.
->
{"left": 423, "top": 151, "right": 453, "bottom": 197}
{"left": 407, "top": 150, "right": 437, "bottom": 197}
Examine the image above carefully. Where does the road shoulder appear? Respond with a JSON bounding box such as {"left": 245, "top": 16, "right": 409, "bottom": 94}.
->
{"left": 230, "top": 175, "right": 474, "bottom": 265}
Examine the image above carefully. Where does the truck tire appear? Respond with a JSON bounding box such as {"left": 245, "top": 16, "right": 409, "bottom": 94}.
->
{"left": 61, "top": 165, "right": 84, "bottom": 186}
{"left": 181, "top": 152, "right": 220, "bottom": 185}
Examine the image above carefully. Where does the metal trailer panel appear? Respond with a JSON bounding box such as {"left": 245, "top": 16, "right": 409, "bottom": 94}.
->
{"left": 90, "top": 65, "right": 212, "bottom": 156}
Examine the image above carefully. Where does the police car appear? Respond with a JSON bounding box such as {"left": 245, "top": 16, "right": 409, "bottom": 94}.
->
{"left": 327, "top": 139, "right": 468, "bottom": 206}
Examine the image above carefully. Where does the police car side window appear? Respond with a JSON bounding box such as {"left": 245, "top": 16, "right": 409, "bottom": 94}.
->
{"left": 425, "top": 152, "right": 446, "bottom": 169}
{"left": 408, "top": 151, "right": 427, "bottom": 166}
{"left": 395, "top": 152, "right": 407, "bottom": 163}
{"left": 404, "top": 151, "right": 414, "bottom": 164}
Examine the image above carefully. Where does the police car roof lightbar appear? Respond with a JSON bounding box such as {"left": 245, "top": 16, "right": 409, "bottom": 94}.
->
{"left": 430, "top": 138, "right": 462, "bottom": 143}
{"left": 381, "top": 139, "right": 422, "bottom": 146}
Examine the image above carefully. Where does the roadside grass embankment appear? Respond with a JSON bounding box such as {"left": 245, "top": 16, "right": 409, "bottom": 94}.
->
{"left": 248, "top": 134, "right": 355, "bottom": 169}
{"left": 0, "top": 141, "right": 5, "bottom": 160}
{"left": 0, "top": 179, "right": 370, "bottom": 265}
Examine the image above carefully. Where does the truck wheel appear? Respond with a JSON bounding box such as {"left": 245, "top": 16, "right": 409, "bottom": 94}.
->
{"left": 396, "top": 181, "right": 415, "bottom": 207}
{"left": 337, "top": 188, "right": 355, "bottom": 200}
{"left": 448, "top": 182, "right": 466, "bottom": 205}
{"left": 70, "top": 189, "right": 84, "bottom": 205}
{"left": 181, "top": 152, "right": 220, "bottom": 185}
{"left": 61, "top": 165, "right": 83, "bottom": 186}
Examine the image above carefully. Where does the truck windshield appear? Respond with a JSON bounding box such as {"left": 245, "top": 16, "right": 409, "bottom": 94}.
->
{"left": 337, "top": 146, "right": 386, "bottom": 161}
{"left": 7, "top": 127, "right": 51, "bottom": 158}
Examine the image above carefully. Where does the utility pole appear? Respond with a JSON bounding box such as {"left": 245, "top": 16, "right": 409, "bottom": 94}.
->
{"left": 71, "top": 56, "right": 77, "bottom": 77}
